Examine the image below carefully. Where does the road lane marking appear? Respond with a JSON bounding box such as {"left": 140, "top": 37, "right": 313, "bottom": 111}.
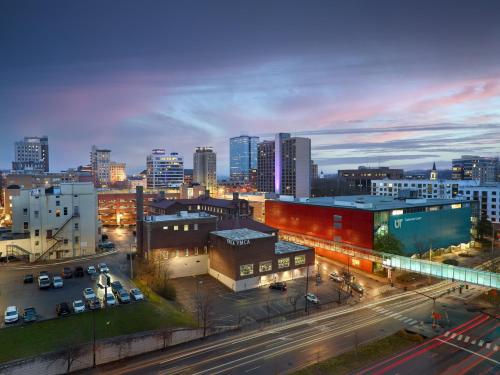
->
{"left": 435, "top": 339, "right": 500, "bottom": 365}
{"left": 464, "top": 336, "right": 470, "bottom": 343}
{"left": 457, "top": 335, "right": 463, "bottom": 341}
{"left": 244, "top": 365, "right": 261, "bottom": 373}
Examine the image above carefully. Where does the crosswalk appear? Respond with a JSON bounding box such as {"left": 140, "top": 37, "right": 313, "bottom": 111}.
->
{"left": 371, "top": 306, "right": 419, "bottom": 326}
{"left": 443, "top": 330, "right": 499, "bottom": 351}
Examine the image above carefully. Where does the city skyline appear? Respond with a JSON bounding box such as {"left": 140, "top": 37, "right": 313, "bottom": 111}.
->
{"left": 1, "top": 1, "right": 500, "bottom": 173}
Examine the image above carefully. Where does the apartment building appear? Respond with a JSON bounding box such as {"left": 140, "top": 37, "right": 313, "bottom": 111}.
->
{"left": 146, "top": 149, "right": 184, "bottom": 188}
{"left": 13, "top": 136, "right": 49, "bottom": 173}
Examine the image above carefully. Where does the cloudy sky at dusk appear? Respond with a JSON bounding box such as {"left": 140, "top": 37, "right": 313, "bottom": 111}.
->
{"left": 1, "top": 1, "right": 499, "bottom": 175}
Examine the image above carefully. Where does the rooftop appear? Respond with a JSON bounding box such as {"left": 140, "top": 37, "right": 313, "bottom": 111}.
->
{"left": 277, "top": 195, "right": 469, "bottom": 211}
{"left": 149, "top": 196, "right": 244, "bottom": 210}
{"left": 145, "top": 211, "right": 216, "bottom": 222}
{"left": 211, "top": 228, "right": 273, "bottom": 241}
{"left": 275, "top": 241, "right": 311, "bottom": 254}
{"left": 217, "top": 217, "right": 276, "bottom": 233}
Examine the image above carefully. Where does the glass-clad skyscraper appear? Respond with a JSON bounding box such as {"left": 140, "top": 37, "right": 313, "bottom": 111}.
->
{"left": 229, "top": 135, "right": 259, "bottom": 182}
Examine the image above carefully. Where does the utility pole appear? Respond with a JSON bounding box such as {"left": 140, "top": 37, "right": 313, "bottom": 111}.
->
{"left": 92, "top": 309, "right": 96, "bottom": 367}
{"left": 305, "top": 262, "right": 310, "bottom": 313}
{"left": 129, "top": 243, "right": 134, "bottom": 279}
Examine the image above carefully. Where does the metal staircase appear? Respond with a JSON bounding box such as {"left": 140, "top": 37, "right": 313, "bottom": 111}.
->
{"left": 34, "top": 213, "right": 79, "bottom": 262}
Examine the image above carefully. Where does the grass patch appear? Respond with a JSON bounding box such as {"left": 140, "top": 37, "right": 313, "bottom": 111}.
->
{"left": 294, "top": 330, "right": 421, "bottom": 375}
{"left": 0, "top": 297, "right": 194, "bottom": 364}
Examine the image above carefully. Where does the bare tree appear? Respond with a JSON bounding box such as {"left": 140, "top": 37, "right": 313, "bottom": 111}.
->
{"left": 197, "top": 289, "right": 213, "bottom": 337}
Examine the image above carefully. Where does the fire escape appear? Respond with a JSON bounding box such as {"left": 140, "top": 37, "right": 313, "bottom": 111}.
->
{"left": 34, "top": 212, "right": 79, "bottom": 262}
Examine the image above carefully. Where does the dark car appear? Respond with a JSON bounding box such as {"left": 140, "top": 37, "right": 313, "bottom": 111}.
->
{"left": 350, "top": 282, "right": 364, "bottom": 294}
{"left": 23, "top": 274, "right": 34, "bottom": 284}
{"left": 56, "top": 302, "right": 71, "bottom": 317}
{"left": 86, "top": 297, "right": 101, "bottom": 310}
{"left": 39, "top": 270, "right": 50, "bottom": 277}
{"left": 269, "top": 282, "right": 287, "bottom": 291}
{"left": 111, "top": 281, "right": 124, "bottom": 294}
{"left": 61, "top": 267, "right": 73, "bottom": 279}
{"left": 74, "top": 266, "right": 84, "bottom": 277}
{"left": 23, "top": 307, "right": 38, "bottom": 323}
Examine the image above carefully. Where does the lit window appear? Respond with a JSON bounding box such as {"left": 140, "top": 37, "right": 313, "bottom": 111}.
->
{"left": 184, "top": 224, "right": 189, "bottom": 231}
{"left": 194, "top": 223, "right": 198, "bottom": 230}
{"left": 278, "top": 257, "right": 290, "bottom": 269}
{"left": 259, "top": 261, "right": 272, "bottom": 272}
{"left": 174, "top": 225, "right": 179, "bottom": 231}
{"left": 55, "top": 209, "right": 61, "bottom": 217}
{"left": 185, "top": 249, "right": 189, "bottom": 256}
{"left": 391, "top": 209, "right": 403, "bottom": 216}
{"left": 163, "top": 226, "right": 168, "bottom": 230}
{"left": 294, "top": 255, "right": 306, "bottom": 266}
{"left": 240, "top": 264, "right": 254, "bottom": 276}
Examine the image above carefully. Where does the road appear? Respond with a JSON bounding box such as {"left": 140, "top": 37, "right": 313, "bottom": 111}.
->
{"left": 84, "top": 280, "right": 492, "bottom": 375}
{"left": 359, "top": 313, "right": 499, "bottom": 375}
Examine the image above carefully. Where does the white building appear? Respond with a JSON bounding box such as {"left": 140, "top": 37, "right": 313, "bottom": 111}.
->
{"left": 146, "top": 149, "right": 184, "bottom": 189}
{"left": 0, "top": 183, "right": 100, "bottom": 261}
{"left": 90, "top": 145, "right": 111, "bottom": 186}
{"left": 193, "top": 147, "right": 217, "bottom": 194}
{"left": 13, "top": 136, "right": 49, "bottom": 173}
{"left": 371, "top": 178, "right": 500, "bottom": 223}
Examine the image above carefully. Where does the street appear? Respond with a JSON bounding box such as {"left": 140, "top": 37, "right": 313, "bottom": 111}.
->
{"left": 83, "top": 279, "right": 495, "bottom": 375}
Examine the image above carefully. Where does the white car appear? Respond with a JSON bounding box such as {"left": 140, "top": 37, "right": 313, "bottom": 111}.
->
{"left": 52, "top": 276, "right": 64, "bottom": 288}
{"left": 305, "top": 293, "right": 319, "bottom": 304}
{"left": 98, "top": 263, "right": 109, "bottom": 273}
{"left": 73, "top": 300, "right": 86, "bottom": 313}
{"left": 4, "top": 306, "right": 19, "bottom": 324}
{"left": 104, "top": 292, "right": 116, "bottom": 306}
{"left": 329, "top": 272, "right": 344, "bottom": 283}
{"left": 83, "top": 287, "right": 96, "bottom": 300}
{"left": 130, "top": 288, "right": 144, "bottom": 301}
{"left": 86, "top": 265, "right": 97, "bottom": 275}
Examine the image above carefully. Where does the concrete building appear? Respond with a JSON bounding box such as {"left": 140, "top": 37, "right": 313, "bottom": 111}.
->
{"left": 110, "top": 162, "right": 127, "bottom": 183}
{"left": 193, "top": 147, "right": 217, "bottom": 194}
{"left": 371, "top": 179, "right": 500, "bottom": 223}
{"left": 0, "top": 183, "right": 99, "bottom": 261}
{"left": 338, "top": 166, "right": 404, "bottom": 194}
{"left": 146, "top": 149, "right": 184, "bottom": 189}
{"left": 452, "top": 155, "right": 499, "bottom": 183}
{"left": 90, "top": 146, "right": 111, "bottom": 186}
{"left": 230, "top": 135, "right": 259, "bottom": 182}
{"left": 97, "top": 191, "right": 158, "bottom": 226}
{"left": 257, "top": 140, "right": 275, "bottom": 193}
{"left": 128, "top": 175, "right": 147, "bottom": 190}
{"left": 13, "top": 136, "right": 49, "bottom": 173}
{"left": 311, "top": 161, "right": 319, "bottom": 181}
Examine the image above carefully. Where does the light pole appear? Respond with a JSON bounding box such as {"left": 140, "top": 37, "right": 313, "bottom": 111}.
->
{"left": 92, "top": 308, "right": 96, "bottom": 367}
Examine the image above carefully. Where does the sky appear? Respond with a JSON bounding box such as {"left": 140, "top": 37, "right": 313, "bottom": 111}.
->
{"left": 1, "top": 1, "right": 499, "bottom": 175}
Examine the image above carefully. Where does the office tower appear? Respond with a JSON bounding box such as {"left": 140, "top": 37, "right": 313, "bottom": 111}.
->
{"left": 109, "top": 162, "right": 127, "bottom": 183}
{"left": 311, "top": 161, "right": 319, "bottom": 181}
{"left": 229, "top": 135, "right": 259, "bottom": 182}
{"left": 193, "top": 147, "right": 217, "bottom": 193}
{"left": 13, "top": 136, "right": 49, "bottom": 173}
{"left": 452, "top": 155, "right": 498, "bottom": 183}
{"left": 146, "top": 149, "right": 184, "bottom": 189}
{"left": 90, "top": 145, "right": 111, "bottom": 186}
{"left": 257, "top": 140, "right": 275, "bottom": 193}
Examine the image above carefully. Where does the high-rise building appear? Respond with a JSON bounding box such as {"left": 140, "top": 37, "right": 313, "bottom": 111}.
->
{"left": 258, "top": 133, "right": 311, "bottom": 198}
{"left": 257, "top": 140, "right": 275, "bottom": 193}
{"left": 90, "top": 145, "right": 111, "bottom": 186}
{"left": 193, "top": 147, "right": 217, "bottom": 193}
{"left": 146, "top": 149, "right": 184, "bottom": 189}
{"left": 311, "top": 161, "right": 319, "bottom": 181}
{"left": 229, "top": 135, "right": 259, "bottom": 182}
{"left": 452, "top": 155, "right": 498, "bottom": 183}
{"left": 13, "top": 136, "right": 49, "bottom": 173}
{"left": 109, "top": 162, "right": 127, "bottom": 183}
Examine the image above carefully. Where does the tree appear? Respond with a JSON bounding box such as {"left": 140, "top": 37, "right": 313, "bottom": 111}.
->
{"left": 476, "top": 214, "right": 493, "bottom": 241}
{"left": 374, "top": 233, "right": 404, "bottom": 255}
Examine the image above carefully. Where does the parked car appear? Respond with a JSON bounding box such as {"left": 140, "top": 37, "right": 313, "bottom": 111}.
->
{"left": 87, "top": 265, "right": 97, "bottom": 275}
{"left": 23, "top": 274, "right": 34, "bottom": 284}
{"left": 4, "top": 306, "right": 19, "bottom": 324}
{"left": 86, "top": 297, "right": 101, "bottom": 310}
{"left": 52, "top": 276, "right": 64, "bottom": 288}
{"left": 111, "top": 281, "right": 123, "bottom": 294}
{"left": 130, "top": 288, "right": 144, "bottom": 301}
{"left": 269, "top": 282, "right": 287, "bottom": 291}
{"left": 22, "top": 307, "right": 38, "bottom": 323}
{"left": 98, "top": 263, "right": 110, "bottom": 274}
{"left": 104, "top": 292, "right": 116, "bottom": 306}
{"left": 73, "top": 300, "right": 86, "bottom": 313}
{"left": 305, "top": 293, "right": 319, "bottom": 304}
{"left": 99, "top": 241, "right": 115, "bottom": 250}
{"left": 61, "top": 267, "right": 73, "bottom": 279}
{"left": 39, "top": 270, "right": 50, "bottom": 277}
{"left": 74, "top": 266, "right": 85, "bottom": 278}
{"left": 56, "top": 302, "right": 71, "bottom": 316}
{"left": 117, "top": 289, "right": 131, "bottom": 304}
{"left": 83, "top": 287, "right": 97, "bottom": 300}
{"left": 38, "top": 275, "right": 51, "bottom": 289}
{"left": 329, "top": 272, "right": 344, "bottom": 283}
{"left": 350, "top": 282, "right": 364, "bottom": 294}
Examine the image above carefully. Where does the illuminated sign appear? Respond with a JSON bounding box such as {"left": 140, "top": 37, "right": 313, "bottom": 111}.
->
{"left": 226, "top": 239, "right": 251, "bottom": 246}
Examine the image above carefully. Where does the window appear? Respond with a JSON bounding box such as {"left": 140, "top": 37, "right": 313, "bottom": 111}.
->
{"left": 194, "top": 223, "right": 198, "bottom": 230}
{"left": 56, "top": 200, "right": 60, "bottom": 206}
{"left": 35, "top": 241, "right": 39, "bottom": 246}
{"left": 74, "top": 236, "right": 79, "bottom": 244}
{"left": 23, "top": 222, "right": 28, "bottom": 230}
{"left": 278, "top": 257, "right": 290, "bottom": 269}
{"left": 174, "top": 225, "right": 179, "bottom": 231}
{"left": 47, "top": 230, "right": 53, "bottom": 239}
{"left": 55, "top": 209, "right": 61, "bottom": 217}
{"left": 184, "top": 224, "right": 189, "bottom": 231}
{"left": 74, "top": 206, "right": 79, "bottom": 215}
{"left": 294, "top": 255, "right": 306, "bottom": 266}
{"left": 63, "top": 207, "right": 68, "bottom": 216}
{"left": 63, "top": 239, "right": 68, "bottom": 245}
{"left": 259, "top": 261, "right": 272, "bottom": 272}
{"left": 240, "top": 263, "right": 254, "bottom": 276}
{"left": 34, "top": 210, "right": 39, "bottom": 218}
{"left": 74, "top": 223, "right": 79, "bottom": 230}
{"left": 334, "top": 222, "right": 342, "bottom": 229}
{"left": 35, "top": 229, "right": 39, "bottom": 236}
{"left": 334, "top": 215, "right": 342, "bottom": 222}
{"left": 334, "top": 235, "right": 342, "bottom": 242}
{"left": 23, "top": 208, "right": 28, "bottom": 215}
{"left": 185, "top": 249, "right": 189, "bottom": 256}
{"left": 163, "top": 226, "right": 169, "bottom": 230}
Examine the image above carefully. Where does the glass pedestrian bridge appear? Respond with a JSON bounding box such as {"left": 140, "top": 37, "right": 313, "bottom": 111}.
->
{"left": 280, "top": 231, "right": 500, "bottom": 289}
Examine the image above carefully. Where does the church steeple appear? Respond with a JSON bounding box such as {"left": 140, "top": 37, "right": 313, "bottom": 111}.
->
{"left": 430, "top": 162, "right": 438, "bottom": 180}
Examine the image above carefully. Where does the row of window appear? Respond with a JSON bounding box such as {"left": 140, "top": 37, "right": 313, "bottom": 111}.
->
{"left": 239, "top": 255, "right": 306, "bottom": 277}
{"left": 33, "top": 222, "right": 79, "bottom": 237}
{"left": 162, "top": 223, "right": 199, "bottom": 231}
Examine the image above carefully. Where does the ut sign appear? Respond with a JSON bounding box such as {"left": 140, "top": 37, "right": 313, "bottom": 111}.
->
{"left": 388, "top": 207, "right": 471, "bottom": 255}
